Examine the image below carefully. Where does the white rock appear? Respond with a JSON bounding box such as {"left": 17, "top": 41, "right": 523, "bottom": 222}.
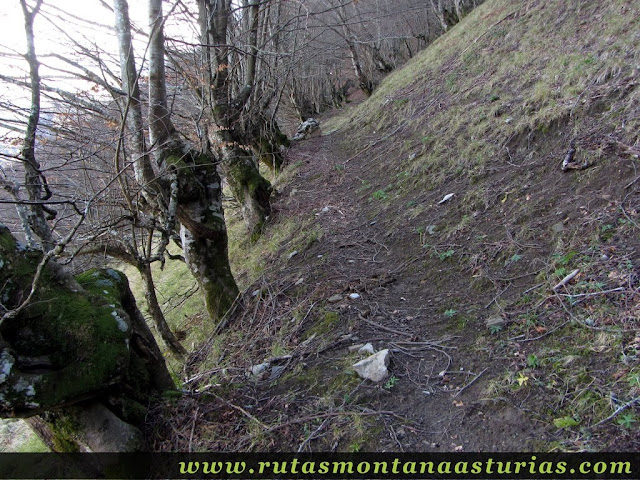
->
{"left": 288, "top": 250, "right": 298, "bottom": 259}
{"left": 358, "top": 343, "right": 376, "bottom": 355}
{"left": 438, "top": 193, "right": 455, "bottom": 204}
{"left": 352, "top": 349, "right": 390, "bottom": 382}
{"left": 349, "top": 293, "right": 361, "bottom": 300}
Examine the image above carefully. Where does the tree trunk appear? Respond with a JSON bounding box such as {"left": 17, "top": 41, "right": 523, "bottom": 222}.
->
{"left": 428, "top": 0, "right": 450, "bottom": 31}
{"left": 147, "top": 0, "right": 240, "bottom": 320}
{"left": 19, "top": 0, "right": 55, "bottom": 251}
{"left": 337, "top": 4, "right": 374, "bottom": 97}
{"left": 140, "top": 263, "right": 187, "bottom": 357}
{"left": 199, "top": 0, "right": 274, "bottom": 237}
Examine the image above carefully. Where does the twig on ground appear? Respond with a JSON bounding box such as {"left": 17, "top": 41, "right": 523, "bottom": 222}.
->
{"left": 552, "top": 269, "right": 580, "bottom": 291}
{"left": 297, "top": 417, "right": 332, "bottom": 452}
{"left": 590, "top": 397, "right": 640, "bottom": 429}
{"left": 188, "top": 407, "right": 199, "bottom": 452}
{"left": 519, "top": 320, "right": 570, "bottom": 343}
{"left": 558, "top": 287, "right": 625, "bottom": 298}
{"left": 453, "top": 368, "right": 489, "bottom": 398}
{"left": 361, "top": 317, "right": 413, "bottom": 337}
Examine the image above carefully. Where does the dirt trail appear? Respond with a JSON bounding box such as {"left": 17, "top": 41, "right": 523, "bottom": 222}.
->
{"left": 274, "top": 126, "right": 548, "bottom": 452}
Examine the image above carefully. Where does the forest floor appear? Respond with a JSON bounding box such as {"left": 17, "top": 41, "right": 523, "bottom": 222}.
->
{"left": 149, "top": 94, "right": 639, "bottom": 452}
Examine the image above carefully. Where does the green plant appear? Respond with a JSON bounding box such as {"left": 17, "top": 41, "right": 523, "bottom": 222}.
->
{"left": 438, "top": 249, "right": 455, "bottom": 261}
{"left": 553, "top": 416, "right": 580, "bottom": 429}
{"left": 444, "top": 309, "right": 457, "bottom": 318}
{"left": 489, "top": 325, "right": 503, "bottom": 334}
{"left": 505, "top": 253, "right": 523, "bottom": 266}
{"left": 527, "top": 354, "right": 540, "bottom": 368}
{"left": 371, "top": 189, "right": 389, "bottom": 200}
{"left": 616, "top": 412, "right": 637, "bottom": 429}
{"left": 384, "top": 376, "right": 399, "bottom": 390}
{"left": 627, "top": 373, "right": 640, "bottom": 388}
{"left": 348, "top": 442, "right": 362, "bottom": 452}
{"left": 600, "top": 224, "right": 615, "bottom": 241}
{"left": 357, "top": 179, "right": 372, "bottom": 192}
{"left": 516, "top": 372, "right": 529, "bottom": 387}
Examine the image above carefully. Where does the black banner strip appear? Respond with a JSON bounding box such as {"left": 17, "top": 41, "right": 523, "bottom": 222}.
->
{"left": 0, "top": 452, "right": 638, "bottom": 479}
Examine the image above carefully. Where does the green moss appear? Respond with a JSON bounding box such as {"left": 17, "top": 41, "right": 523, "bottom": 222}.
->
{"left": 305, "top": 310, "right": 340, "bottom": 339}
{"left": 45, "top": 412, "right": 81, "bottom": 453}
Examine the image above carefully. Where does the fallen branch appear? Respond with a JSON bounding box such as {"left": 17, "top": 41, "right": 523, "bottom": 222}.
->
{"left": 558, "top": 287, "right": 625, "bottom": 298}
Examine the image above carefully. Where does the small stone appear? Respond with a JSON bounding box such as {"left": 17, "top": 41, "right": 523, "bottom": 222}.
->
{"left": 328, "top": 294, "right": 343, "bottom": 303}
{"left": 485, "top": 316, "right": 507, "bottom": 328}
{"left": 348, "top": 344, "right": 365, "bottom": 353}
{"left": 288, "top": 250, "right": 298, "bottom": 259}
{"left": 358, "top": 343, "right": 375, "bottom": 355}
{"left": 251, "top": 362, "right": 270, "bottom": 376}
{"left": 352, "top": 349, "right": 390, "bottom": 382}
{"left": 252, "top": 289, "right": 261, "bottom": 297}
{"left": 294, "top": 278, "right": 304, "bottom": 286}
{"left": 349, "top": 293, "right": 361, "bottom": 300}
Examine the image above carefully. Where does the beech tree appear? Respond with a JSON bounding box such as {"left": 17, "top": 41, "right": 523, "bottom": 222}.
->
{"left": 112, "top": 0, "right": 239, "bottom": 321}
{"left": 196, "top": 0, "right": 282, "bottom": 238}
{"left": 0, "top": 0, "right": 174, "bottom": 452}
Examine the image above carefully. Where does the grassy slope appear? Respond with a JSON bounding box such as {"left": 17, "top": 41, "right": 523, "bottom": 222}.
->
{"left": 320, "top": 0, "right": 640, "bottom": 448}
{"left": 147, "top": 0, "right": 639, "bottom": 451}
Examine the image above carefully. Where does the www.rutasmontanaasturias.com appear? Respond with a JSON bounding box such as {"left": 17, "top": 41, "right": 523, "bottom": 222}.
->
{"left": 177, "top": 456, "right": 633, "bottom": 477}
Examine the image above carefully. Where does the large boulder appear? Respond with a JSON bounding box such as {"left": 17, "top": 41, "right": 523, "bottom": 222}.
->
{"left": 0, "top": 225, "right": 173, "bottom": 450}
{"left": 292, "top": 118, "right": 320, "bottom": 141}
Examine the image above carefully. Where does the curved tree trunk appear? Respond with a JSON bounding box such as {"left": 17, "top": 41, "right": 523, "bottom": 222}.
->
{"left": 140, "top": 263, "right": 187, "bottom": 357}
{"left": 145, "top": 0, "right": 240, "bottom": 321}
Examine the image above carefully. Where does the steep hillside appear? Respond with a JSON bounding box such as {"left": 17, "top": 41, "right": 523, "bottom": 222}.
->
{"left": 152, "top": 0, "right": 639, "bottom": 452}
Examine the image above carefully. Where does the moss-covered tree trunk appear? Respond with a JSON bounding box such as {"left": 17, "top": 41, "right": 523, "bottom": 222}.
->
{"left": 214, "top": 132, "right": 273, "bottom": 240}
{"left": 147, "top": 0, "right": 239, "bottom": 322}
{"left": 199, "top": 0, "right": 275, "bottom": 238}
{"left": 247, "top": 114, "right": 290, "bottom": 174}
{"left": 169, "top": 150, "right": 240, "bottom": 320}
{"left": 0, "top": 225, "right": 174, "bottom": 452}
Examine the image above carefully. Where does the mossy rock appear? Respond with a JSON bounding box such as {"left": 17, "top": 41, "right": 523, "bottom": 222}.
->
{"left": 0, "top": 225, "right": 169, "bottom": 419}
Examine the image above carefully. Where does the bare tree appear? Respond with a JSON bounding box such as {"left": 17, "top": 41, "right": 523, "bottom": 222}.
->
{"left": 196, "top": 0, "right": 276, "bottom": 239}
{"left": 0, "top": 0, "right": 174, "bottom": 452}
{"left": 112, "top": 0, "right": 239, "bottom": 322}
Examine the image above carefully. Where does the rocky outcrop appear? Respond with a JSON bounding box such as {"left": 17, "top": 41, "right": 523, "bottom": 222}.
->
{"left": 0, "top": 225, "right": 174, "bottom": 451}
